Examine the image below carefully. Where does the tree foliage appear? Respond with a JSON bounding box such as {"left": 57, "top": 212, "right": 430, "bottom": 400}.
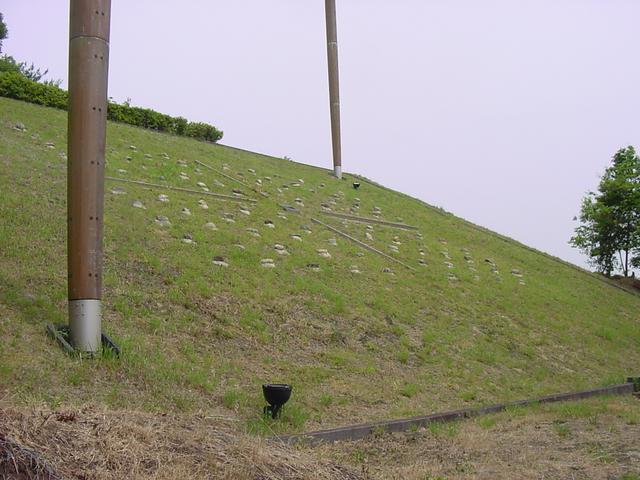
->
{"left": 0, "top": 54, "right": 54, "bottom": 84}
{"left": 0, "top": 12, "right": 222, "bottom": 142}
{"left": 0, "top": 13, "right": 7, "bottom": 53}
{"left": 0, "top": 15, "right": 56, "bottom": 84}
{"left": 0, "top": 71, "right": 67, "bottom": 108}
{"left": 0, "top": 70, "right": 223, "bottom": 143}
{"left": 570, "top": 147, "right": 640, "bottom": 276}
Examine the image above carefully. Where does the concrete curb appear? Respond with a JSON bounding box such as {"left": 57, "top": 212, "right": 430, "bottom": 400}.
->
{"left": 274, "top": 382, "right": 635, "bottom": 446}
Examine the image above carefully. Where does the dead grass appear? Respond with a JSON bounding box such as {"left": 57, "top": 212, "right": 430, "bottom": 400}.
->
{"left": 0, "top": 407, "right": 360, "bottom": 480}
{"left": 4, "top": 398, "right": 635, "bottom": 479}
{"left": 317, "top": 397, "right": 640, "bottom": 480}
{"left": 0, "top": 432, "right": 62, "bottom": 479}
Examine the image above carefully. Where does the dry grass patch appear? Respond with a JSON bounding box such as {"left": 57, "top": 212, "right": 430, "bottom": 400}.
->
{"left": 317, "top": 397, "right": 640, "bottom": 480}
{"left": 0, "top": 407, "right": 360, "bottom": 480}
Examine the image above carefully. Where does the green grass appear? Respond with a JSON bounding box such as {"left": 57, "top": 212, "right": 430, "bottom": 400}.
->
{"left": 399, "top": 383, "right": 420, "bottom": 398}
{"left": 621, "top": 474, "right": 640, "bottom": 480}
{"left": 474, "top": 395, "right": 640, "bottom": 432}
{"left": 1, "top": 97, "right": 640, "bottom": 435}
{"left": 552, "top": 420, "right": 571, "bottom": 438}
{"left": 427, "top": 421, "right": 460, "bottom": 438}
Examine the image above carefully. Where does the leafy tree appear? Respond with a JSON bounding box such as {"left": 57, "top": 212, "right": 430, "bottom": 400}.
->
{"left": 0, "top": 15, "right": 57, "bottom": 84}
{"left": 0, "top": 13, "right": 7, "bottom": 53}
{"left": 570, "top": 147, "right": 640, "bottom": 277}
{"left": 0, "top": 55, "right": 51, "bottom": 83}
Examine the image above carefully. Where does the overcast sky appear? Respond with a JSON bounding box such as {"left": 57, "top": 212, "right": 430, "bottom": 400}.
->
{"left": 4, "top": 0, "right": 640, "bottom": 270}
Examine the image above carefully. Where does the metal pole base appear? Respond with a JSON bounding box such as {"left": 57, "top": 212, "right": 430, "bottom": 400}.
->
{"left": 46, "top": 323, "right": 120, "bottom": 358}
{"left": 334, "top": 166, "right": 342, "bottom": 179}
{"left": 69, "top": 299, "right": 102, "bottom": 353}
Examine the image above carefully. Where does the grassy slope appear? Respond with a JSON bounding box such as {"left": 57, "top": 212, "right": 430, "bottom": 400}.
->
{"left": 1, "top": 97, "right": 639, "bottom": 435}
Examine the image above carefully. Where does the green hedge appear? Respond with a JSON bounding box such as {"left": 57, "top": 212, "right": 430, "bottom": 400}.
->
{"left": 0, "top": 71, "right": 223, "bottom": 143}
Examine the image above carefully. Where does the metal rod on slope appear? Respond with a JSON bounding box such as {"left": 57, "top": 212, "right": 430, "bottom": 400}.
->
{"left": 105, "top": 176, "right": 258, "bottom": 203}
{"left": 320, "top": 211, "right": 419, "bottom": 231}
{"left": 311, "top": 217, "right": 417, "bottom": 272}
{"left": 67, "top": 0, "right": 111, "bottom": 353}
{"left": 194, "top": 159, "right": 269, "bottom": 198}
{"left": 325, "top": 0, "right": 343, "bottom": 179}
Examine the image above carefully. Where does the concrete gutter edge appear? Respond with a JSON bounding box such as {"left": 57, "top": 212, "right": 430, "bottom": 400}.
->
{"left": 273, "top": 382, "right": 635, "bottom": 447}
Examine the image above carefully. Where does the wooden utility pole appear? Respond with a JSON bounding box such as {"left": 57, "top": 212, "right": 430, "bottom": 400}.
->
{"left": 67, "top": 0, "right": 111, "bottom": 352}
{"left": 325, "top": 0, "right": 342, "bottom": 179}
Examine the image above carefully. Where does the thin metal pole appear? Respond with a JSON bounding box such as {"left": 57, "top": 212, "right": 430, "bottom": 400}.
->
{"left": 325, "top": 0, "right": 342, "bottom": 179}
{"left": 67, "top": 0, "right": 111, "bottom": 352}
